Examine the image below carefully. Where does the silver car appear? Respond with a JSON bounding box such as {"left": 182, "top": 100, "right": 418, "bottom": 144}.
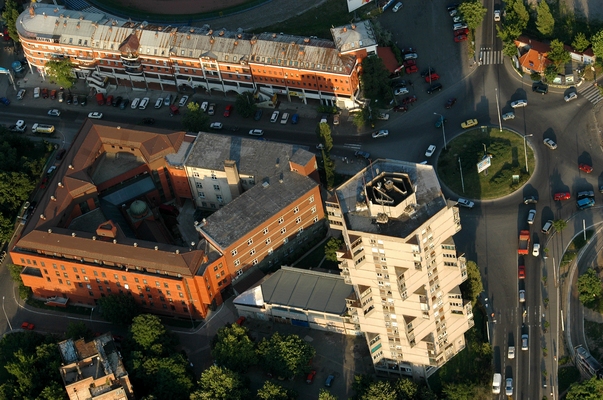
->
{"left": 527, "top": 209, "right": 536, "bottom": 224}
{"left": 511, "top": 99, "right": 528, "bottom": 108}
{"left": 505, "top": 378, "right": 513, "bottom": 396}
{"left": 457, "top": 198, "right": 474, "bottom": 208}
{"left": 543, "top": 138, "right": 557, "bottom": 150}
{"left": 502, "top": 112, "right": 515, "bottom": 120}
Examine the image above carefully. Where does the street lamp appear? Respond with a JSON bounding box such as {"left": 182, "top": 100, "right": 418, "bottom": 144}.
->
{"left": 523, "top": 134, "right": 534, "bottom": 173}
{"left": 434, "top": 112, "right": 447, "bottom": 150}
{"left": 495, "top": 88, "right": 502, "bottom": 132}
{"left": 2, "top": 296, "right": 12, "bottom": 331}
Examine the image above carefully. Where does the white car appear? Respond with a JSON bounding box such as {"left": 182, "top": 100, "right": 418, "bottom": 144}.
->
{"left": 511, "top": 99, "right": 528, "bottom": 108}
{"left": 394, "top": 87, "right": 409, "bottom": 96}
{"left": 457, "top": 198, "right": 474, "bottom": 208}
{"left": 425, "top": 144, "right": 436, "bottom": 157}
{"left": 494, "top": 10, "right": 501, "bottom": 21}
{"left": 502, "top": 112, "right": 515, "bottom": 120}
{"left": 154, "top": 98, "right": 164, "bottom": 109}
{"left": 505, "top": 378, "right": 513, "bottom": 396}
{"left": 527, "top": 209, "right": 536, "bottom": 224}
{"left": 532, "top": 243, "right": 540, "bottom": 257}
{"left": 209, "top": 122, "right": 223, "bottom": 130}
{"left": 88, "top": 112, "right": 103, "bottom": 119}
{"left": 270, "top": 111, "right": 280, "bottom": 123}
{"left": 453, "top": 23, "right": 468, "bottom": 30}
{"left": 564, "top": 92, "right": 578, "bottom": 102}
{"left": 139, "top": 97, "right": 150, "bottom": 110}
{"left": 249, "top": 129, "right": 264, "bottom": 136}
{"left": 372, "top": 130, "right": 389, "bottom": 139}
{"left": 201, "top": 101, "right": 208, "bottom": 112}
{"left": 48, "top": 109, "right": 61, "bottom": 117}
{"left": 316, "top": 144, "right": 325, "bottom": 150}
{"left": 179, "top": 95, "right": 189, "bottom": 107}
{"left": 543, "top": 138, "right": 557, "bottom": 150}
{"left": 519, "top": 289, "right": 525, "bottom": 303}
{"left": 131, "top": 98, "right": 140, "bottom": 109}
{"left": 392, "top": 2, "right": 403, "bottom": 12}
{"left": 508, "top": 346, "right": 515, "bottom": 359}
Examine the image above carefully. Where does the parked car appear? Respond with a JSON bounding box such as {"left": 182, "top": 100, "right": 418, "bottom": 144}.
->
{"left": 41, "top": 88, "right": 48, "bottom": 98}
{"left": 527, "top": 209, "right": 536, "bottom": 224}
{"left": 236, "top": 316, "right": 246, "bottom": 325}
{"left": 541, "top": 220, "right": 554, "bottom": 234}
{"left": 208, "top": 103, "right": 215, "bottom": 115}
{"left": 270, "top": 111, "right": 280, "bottom": 123}
{"left": 523, "top": 196, "right": 538, "bottom": 204}
{"left": 280, "top": 112, "right": 290, "bottom": 124}
{"left": 454, "top": 34, "right": 467, "bottom": 42}
{"left": 532, "top": 83, "right": 548, "bottom": 94}
{"left": 453, "top": 22, "right": 468, "bottom": 30}
{"left": 508, "top": 346, "right": 515, "bottom": 359}
{"left": 511, "top": 99, "right": 528, "bottom": 108}
{"left": 119, "top": 98, "right": 129, "bottom": 109}
{"left": 425, "top": 144, "right": 436, "bottom": 157}
{"left": 17, "top": 89, "right": 26, "bottom": 100}
{"left": 325, "top": 375, "right": 335, "bottom": 387}
{"left": 394, "top": 87, "right": 409, "bottom": 96}
{"left": 543, "top": 138, "right": 557, "bottom": 150}
{"left": 445, "top": 98, "right": 456, "bottom": 109}
{"left": 112, "top": 96, "right": 123, "bottom": 107}
{"left": 405, "top": 65, "right": 418, "bottom": 74}
{"left": 403, "top": 53, "right": 418, "bottom": 60}
{"left": 453, "top": 27, "right": 469, "bottom": 36}
{"left": 392, "top": 2, "right": 403, "bottom": 12}
{"left": 21, "top": 322, "right": 34, "bottom": 330}
{"left": 178, "top": 95, "right": 189, "bottom": 107}
{"left": 306, "top": 370, "right": 317, "bottom": 384}
{"left": 518, "top": 265, "right": 525, "bottom": 279}
{"left": 533, "top": 243, "right": 540, "bottom": 257}
{"left": 461, "top": 119, "right": 478, "bottom": 129}
{"left": 426, "top": 83, "right": 443, "bottom": 94}
{"left": 154, "top": 98, "right": 163, "bottom": 109}
{"left": 248, "top": 129, "right": 264, "bottom": 136}
{"left": 254, "top": 109, "right": 263, "bottom": 121}
{"left": 201, "top": 101, "right": 209, "bottom": 112}
{"left": 105, "top": 95, "right": 113, "bottom": 106}
{"left": 564, "top": 92, "right": 578, "bottom": 102}
{"left": 50, "top": 89, "right": 57, "bottom": 99}
{"left": 291, "top": 114, "right": 299, "bottom": 124}
{"left": 456, "top": 198, "right": 474, "bottom": 208}
{"left": 521, "top": 334, "right": 529, "bottom": 350}
{"left": 393, "top": 105, "right": 408, "bottom": 112}
{"left": 58, "top": 91, "right": 64, "bottom": 103}
{"left": 139, "top": 97, "right": 149, "bottom": 110}
{"left": 131, "top": 98, "right": 140, "bottom": 109}
{"left": 519, "top": 289, "right": 525, "bottom": 303}
{"left": 47, "top": 109, "right": 61, "bottom": 117}
{"left": 505, "top": 378, "right": 513, "bottom": 396}
{"left": 494, "top": 9, "right": 501, "bottom": 21}
{"left": 355, "top": 151, "right": 370, "bottom": 159}
{"left": 88, "top": 112, "right": 103, "bottom": 119}
{"left": 210, "top": 122, "right": 223, "bottom": 130}
{"left": 372, "top": 130, "right": 388, "bottom": 139}
{"left": 420, "top": 68, "right": 436, "bottom": 78}
{"left": 579, "top": 163, "right": 593, "bottom": 173}
{"left": 33, "top": 87, "right": 40, "bottom": 98}
{"left": 554, "top": 192, "right": 571, "bottom": 201}
{"left": 0, "top": 97, "right": 10, "bottom": 106}
{"left": 424, "top": 73, "right": 440, "bottom": 82}
{"left": 502, "top": 112, "right": 515, "bottom": 120}
{"left": 223, "top": 104, "right": 233, "bottom": 117}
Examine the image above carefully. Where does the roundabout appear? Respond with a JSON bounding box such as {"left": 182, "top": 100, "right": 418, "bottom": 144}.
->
{"left": 436, "top": 127, "right": 536, "bottom": 200}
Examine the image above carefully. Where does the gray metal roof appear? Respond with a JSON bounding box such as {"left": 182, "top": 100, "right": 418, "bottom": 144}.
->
{"left": 260, "top": 267, "right": 352, "bottom": 315}
{"left": 199, "top": 170, "right": 318, "bottom": 249}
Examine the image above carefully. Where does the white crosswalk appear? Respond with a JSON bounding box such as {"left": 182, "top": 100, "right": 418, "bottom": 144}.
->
{"left": 478, "top": 47, "right": 504, "bottom": 65}
{"left": 343, "top": 143, "right": 361, "bottom": 150}
{"left": 577, "top": 83, "right": 603, "bottom": 105}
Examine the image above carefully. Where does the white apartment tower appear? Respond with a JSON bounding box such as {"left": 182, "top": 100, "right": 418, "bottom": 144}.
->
{"left": 325, "top": 159, "right": 474, "bottom": 379}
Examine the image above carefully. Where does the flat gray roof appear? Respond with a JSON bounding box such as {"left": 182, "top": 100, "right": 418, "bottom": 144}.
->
{"left": 260, "top": 267, "right": 353, "bottom": 315}
{"left": 333, "top": 159, "right": 447, "bottom": 238}
{"left": 199, "top": 170, "right": 318, "bottom": 249}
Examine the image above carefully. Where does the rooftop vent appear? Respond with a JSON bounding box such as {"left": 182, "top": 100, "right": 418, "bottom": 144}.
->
{"left": 176, "top": 249, "right": 180, "bottom": 254}
{"left": 134, "top": 243, "right": 138, "bottom": 247}
{"left": 154, "top": 246, "right": 158, "bottom": 250}
{"left": 69, "top": 165, "right": 74, "bottom": 169}
{"left": 273, "top": 33, "right": 277, "bottom": 38}
{"left": 262, "top": 181, "right": 270, "bottom": 188}
{"left": 219, "top": 30, "right": 224, "bottom": 36}
{"left": 50, "top": 195, "right": 56, "bottom": 201}
{"left": 92, "top": 236, "right": 96, "bottom": 240}
{"left": 40, "top": 214, "right": 46, "bottom": 220}
{"left": 48, "top": 229, "right": 52, "bottom": 233}
{"left": 191, "top": 242, "right": 196, "bottom": 246}
{"left": 113, "top": 239, "right": 117, "bottom": 244}
{"left": 352, "top": 24, "right": 356, "bottom": 30}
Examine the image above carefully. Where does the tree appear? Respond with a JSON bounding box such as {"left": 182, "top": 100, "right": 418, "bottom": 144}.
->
{"left": 458, "top": 1, "right": 487, "bottom": 32}
{"left": 360, "top": 56, "right": 392, "bottom": 103}
{"left": 137, "top": 355, "right": 194, "bottom": 400}
{"left": 352, "top": 108, "right": 369, "bottom": 129}
{"left": 509, "top": 0, "right": 529, "bottom": 30}
{"left": 37, "top": 381, "right": 66, "bottom": 400}
{"left": 234, "top": 91, "right": 257, "bottom": 118}
{"left": 536, "top": 0, "right": 555, "bottom": 37}
{"left": 97, "top": 293, "right": 140, "bottom": 325}
{"left": 578, "top": 268, "right": 602, "bottom": 307}
{"left": 552, "top": 219, "right": 567, "bottom": 232}
{"left": 460, "top": 260, "right": 483, "bottom": 304}
{"left": 256, "top": 332, "right": 316, "bottom": 379}
{"left": 130, "top": 314, "right": 174, "bottom": 355}
{"left": 322, "top": 151, "right": 335, "bottom": 189}
{"left": 2, "top": 0, "right": 20, "bottom": 44}
{"left": 547, "top": 39, "right": 570, "bottom": 68}
{"left": 318, "top": 389, "right": 338, "bottom": 400}
{"left": 359, "top": 380, "right": 397, "bottom": 400}
{"left": 324, "top": 237, "right": 343, "bottom": 262}
{"left": 44, "top": 58, "right": 76, "bottom": 89}
{"left": 211, "top": 323, "right": 257, "bottom": 373}
{"left": 65, "top": 321, "right": 92, "bottom": 340}
{"left": 442, "top": 382, "right": 477, "bottom": 400}
{"left": 566, "top": 376, "right": 603, "bottom": 399}
{"left": 182, "top": 102, "right": 210, "bottom": 132}
{"left": 501, "top": 39, "right": 519, "bottom": 58}
{"left": 256, "top": 381, "right": 295, "bottom": 400}
{"left": 191, "top": 365, "right": 250, "bottom": 400}
{"left": 393, "top": 378, "right": 419, "bottom": 399}
{"left": 591, "top": 29, "right": 603, "bottom": 60}
{"left": 572, "top": 32, "right": 590, "bottom": 53}
{"left": 316, "top": 123, "right": 333, "bottom": 153}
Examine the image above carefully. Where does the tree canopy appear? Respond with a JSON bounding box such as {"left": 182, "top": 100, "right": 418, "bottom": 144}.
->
{"left": 130, "top": 314, "right": 175, "bottom": 355}
{"left": 234, "top": 91, "right": 257, "bottom": 118}
{"left": 360, "top": 56, "right": 392, "bottom": 103}
{"left": 547, "top": 39, "right": 571, "bottom": 69}
{"left": 256, "top": 332, "right": 315, "bottom": 379}
{"left": 97, "top": 293, "right": 141, "bottom": 325}
{"left": 211, "top": 323, "right": 257, "bottom": 373}
{"left": 190, "top": 365, "right": 250, "bottom": 400}
{"left": 457, "top": 0, "right": 487, "bottom": 32}
{"left": 536, "top": 0, "right": 555, "bottom": 38}
{"left": 45, "top": 58, "right": 76, "bottom": 89}
{"left": 578, "top": 268, "right": 603, "bottom": 307}
{"left": 324, "top": 237, "right": 343, "bottom": 262}
{"left": 572, "top": 32, "right": 590, "bottom": 53}
{"left": 2, "top": 0, "right": 20, "bottom": 44}
{"left": 566, "top": 376, "right": 603, "bottom": 399}
{"left": 255, "top": 380, "right": 295, "bottom": 400}
{"left": 460, "top": 260, "right": 483, "bottom": 305}
{"left": 182, "top": 102, "right": 210, "bottom": 132}
{"left": 591, "top": 30, "right": 603, "bottom": 60}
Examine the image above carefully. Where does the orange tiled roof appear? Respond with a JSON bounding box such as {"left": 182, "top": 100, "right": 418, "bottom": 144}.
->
{"left": 518, "top": 48, "right": 551, "bottom": 73}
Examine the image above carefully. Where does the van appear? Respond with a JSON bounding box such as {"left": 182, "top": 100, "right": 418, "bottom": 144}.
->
{"left": 95, "top": 93, "right": 105, "bottom": 105}
{"left": 280, "top": 112, "right": 290, "bottom": 124}
{"left": 492, "top": 373, "right": 502, "bottom": 394}
{"left": 577, "top": 197, "right": 595, "bottom": 210}
{"left": 32, "top": 123, "right": 55, "bottom": 134}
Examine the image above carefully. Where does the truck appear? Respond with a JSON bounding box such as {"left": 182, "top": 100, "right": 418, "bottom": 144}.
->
{"left": 518, "top": 230, "right": 530, "bottom": 255}
{"left": 32, "top": 123, "right": 55, "bottom": 134}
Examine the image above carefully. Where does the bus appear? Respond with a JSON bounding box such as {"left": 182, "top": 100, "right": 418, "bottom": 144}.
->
{"left": 575, "top": 345, "right": 603, "bottom": 378}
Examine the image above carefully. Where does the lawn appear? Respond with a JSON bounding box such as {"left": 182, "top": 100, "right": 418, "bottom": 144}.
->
{"left": 437, "top": 127, "right": 535, "bottom": 199}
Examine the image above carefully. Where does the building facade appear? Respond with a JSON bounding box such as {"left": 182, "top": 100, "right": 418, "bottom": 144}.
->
{"left": 12, "top": 122, "right": 324, "bottom": 320}
{"left": 325, "top": 159, "right": 474, "bottom": 379}
{"left": 16, "top": 5, "right": 378, "bottom": 109}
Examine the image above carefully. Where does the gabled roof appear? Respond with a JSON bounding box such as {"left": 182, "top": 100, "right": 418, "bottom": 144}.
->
{"left": 518, "top": 48, "right": 551, "bottom": 73}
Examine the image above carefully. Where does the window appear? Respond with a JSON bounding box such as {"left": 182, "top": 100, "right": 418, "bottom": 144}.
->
{"left": 313, "top": 216, "right": 319, "bottom": 223}
{"left": 283, "top": 237, "right": 289, "bottom": 244}
{"left": 236, "top": 269, "right": 243, "bottom": 276}
{"left": 213, "top": 184, "right": 220, "bottom": 191}
{"left": 247, "top": 238, "right": 253, "bottom": 245}
{"left": 211, "top": 174, "right": 217, "bottom": 180}
{"left": 311, "top": 206, "right": 317, "bottom": 213}
{"left": 198, "top": 192, "right": 205, "bottom": 198}
{"left": 252, "top": 259, "right": 259, "bottom": 265}
{"left": 196, "top": 182, "right": 203, "bottom": 188}
{"left": 231, "top": 249, "right": 238, "bottom": 256}
{"left": 217, "top": 195, "right": 223, "bottom": 203}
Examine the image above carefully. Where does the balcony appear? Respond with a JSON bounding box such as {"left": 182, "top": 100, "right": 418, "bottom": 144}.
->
{"left": 125, "top": 66, "right": 144, "bottom": 76}
{"left": 121, "top": 53, "right": 140, "bottom": 62}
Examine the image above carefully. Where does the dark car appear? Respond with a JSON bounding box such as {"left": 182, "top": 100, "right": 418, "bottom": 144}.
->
{"left": 0, "top": 97, "right": 10, "bottom": 106}
{"left": 445, "top": 98, "right": 457, "bottom": 109}
{"left": 41, "top": 88, "right": 49, "bottom": 99}
{"left": 532, "top": 83, "right": 548, "bottom": 94}
{"left": 119, "top": 98, "right": 130, "bottom": 109}
{"left": 355, "top": 150, "right": 370, "bottom": 159}
{"left": 78, "top": 95, "right": 87, "bottom": 106}
{"left": 393, "top": 105, "right": 408, "bottom": 112}
{"left": 66, "top": 94, "right": 73, "bottom": 104}
{"left": 56, "top": 149, "right": 66, "bottom": 160}
{"left": 112, "top": 96, "right": 123, "bottom": 107}
{"left": 426, "top": 83, "right": 443, "bottom": 94}
{"left": 254, "top": 109, "right": 263, "bottom": 121}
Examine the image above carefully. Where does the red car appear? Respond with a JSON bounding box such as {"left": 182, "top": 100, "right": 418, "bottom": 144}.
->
{"left": 223, "top": 104, "right": 233, "bottom": 117}
{"left": 40, "top": 177, "right": 48, "bottom": 189}
{"left": 41, "top": 88, "right": 49, "bottom": 99}
{"left": 405, "top": 65, "right": 418, "bottom": 74}
{"left": 454, "top": 28, "right": 469, "bottom": 36}
{"left": 424, "top": 73, "right": 440, "bottom": 82}
{"left": 236, "top": 316, "right": 246, "bottom": 326}
{"left": 454, "top": 34, "right": 468, "bottom": 42}
{"left": 403, "top": 59, "right": 416, "bottom": 67}
{"left": 445, "top": 98, "right": 457, "bottom": 109}
{"left": 393, "top": 105, "right": 408, "bottom": 112}
{"left": 106, "top": 95, "right": 114, "bottom": 106}
{"left": 518, "top": 265, "right": 525, "bottom": 279}
{"left": 554, "top": 192, "right": 571, "bottom": 201}
{"left": 402, "top": 95, "right": 418, "bottom": 105}
{"left": 579, "top": 163, "right": 593, "bottom": 173}
{"left": 21, "top": 322, "right": 34, "bottom": 330}
{"left": 306, "top": 370, "right": 317, "bottom": 384}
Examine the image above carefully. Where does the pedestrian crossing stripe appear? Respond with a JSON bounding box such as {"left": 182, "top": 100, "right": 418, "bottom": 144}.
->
{"left": 478, "top": 47, "right": 503, "bottom": 65}
{"left": 343, "top": 143, "right": 361, "bottom": 149}
{"left": 578, "top": 84, "right": 603, "bottom": 105}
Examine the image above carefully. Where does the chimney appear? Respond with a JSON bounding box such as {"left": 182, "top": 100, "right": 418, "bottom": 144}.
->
{"left": 29, "top": 6, "right": 35, "bottom": 16}
{"left": 343, "top": 27, "right": 347, "bottom": 32}
{"left": 223, "top": 159, "right": 243, "bottom": 200}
